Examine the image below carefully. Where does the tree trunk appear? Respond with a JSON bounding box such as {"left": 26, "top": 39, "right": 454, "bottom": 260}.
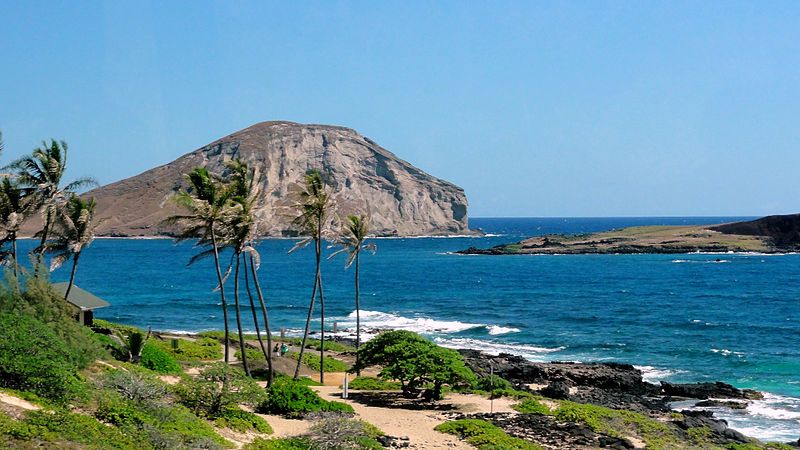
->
{"left": 294, "top": 251, "right": 319, "bottom": 380}
{"left": 355, "top": 251, "right": 361, "bottom": 376}
{"left": 233, "top": 253, "right": 250, "bottom": 376}
{"left": 210, "top": 231, "right": 231, "bottom": 366}
{"left": 34, "top": 210, "right": 52, "bottom": 276}
{"left": 316, "top": 234, "right": 325, "bottom": 384}
{"left": 250, "top": 252, "right": 274, "bottom": 387}
{"left": 243, "top": 256, "right": 270, "bottom": 373}
{"left": 11, "top": 233, "right": 18, "bottom": 279}
{"left": 64, "top": 251, "right": 80, "bottom": 301}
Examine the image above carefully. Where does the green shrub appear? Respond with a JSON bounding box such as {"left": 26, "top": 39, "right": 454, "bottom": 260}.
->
{"left": 175, "top": 362, "right": 266, "bottom": 417}
{"left": 139, "top": 341, "right": 182, "bottom": 374}
{"left": 512, "top": 398, "right": 551, "bottom": 415}
{"left": 244, "top": 437, "right": 312, "bottom": 450}
{"left": 347, "top": 376, "right": 401, "bottom": 391}
{"left": 287, "top": 352, "right": 350, "bottom": 372}
{"left": 152, "top": 337, "right": 222, "bottom": 361}
{"left": 435, "top": 419, "right": 541, "bottom": 450}
{"left": 98, "top": 369, "right": 167, "bottom": 405}
{"left": 92, "top": 319, "right": 143, "bottom": 335}
{"left": 554, "top": 401, "right": 680, "bottom": 448}
{"left": 9, "top": 408, "right": 140, "bottom": 449}
{"left": 473, "top": 374, "right": 513, "bottom": 392}
{"left": 258, "top": 379, "right": 354, "bottom": 418}
{"left": 307, "top": 417, "right": 383, "bottom": 450}
{"left": 0, "top": 312, "right": 89, "bottom": 402}
{"left": 214, "top": 406, "right": 273, "bottom": 434}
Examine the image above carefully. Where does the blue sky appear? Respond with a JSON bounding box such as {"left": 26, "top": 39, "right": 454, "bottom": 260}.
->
{"left": 1, "top": 1, "right": 798, "bottom": 217}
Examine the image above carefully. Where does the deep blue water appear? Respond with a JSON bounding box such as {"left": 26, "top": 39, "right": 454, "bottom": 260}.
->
{"left": 25, "top": 216, "right": 800, "bottom": 441}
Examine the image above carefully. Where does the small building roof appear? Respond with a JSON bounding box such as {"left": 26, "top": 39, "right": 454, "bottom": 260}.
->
{"left": 52, "top": 283, "right": 110, "bottom": 311}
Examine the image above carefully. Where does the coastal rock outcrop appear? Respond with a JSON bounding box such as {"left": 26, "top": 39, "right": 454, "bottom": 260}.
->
{"left": 78, "top": 121, "right": 472, "bottom": 237}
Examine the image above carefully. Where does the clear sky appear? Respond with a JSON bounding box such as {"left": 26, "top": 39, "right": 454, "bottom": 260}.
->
{"left": 1, "top": 1, "right": 798, "bottom": 217}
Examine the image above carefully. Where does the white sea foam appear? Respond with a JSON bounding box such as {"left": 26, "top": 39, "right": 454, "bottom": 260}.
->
{"left": 487, "top": 325, "right": 521, "bottom": 335}
{"left": 340, "top": 310, "right": 484, "bottom": 334}
{"left": 433, "top": 337, "right": 565, "bottom": 361}
{"left": 634, "top": 365, "right": 686, "bottom": 383}
{"left": 710, "top": 348, "right": 746, "bottom": 357}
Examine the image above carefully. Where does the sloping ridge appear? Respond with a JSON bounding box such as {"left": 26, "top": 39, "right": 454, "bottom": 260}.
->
{"left": 710, "top": 214, "right": 800, "bottom": 249}
{"left": 84, "top": 121, "right": 471, "bottom": 237}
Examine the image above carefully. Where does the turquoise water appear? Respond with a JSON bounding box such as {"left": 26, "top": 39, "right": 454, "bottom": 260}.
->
{"left": 28, "top": 216, "right": 800, "bottom": 441}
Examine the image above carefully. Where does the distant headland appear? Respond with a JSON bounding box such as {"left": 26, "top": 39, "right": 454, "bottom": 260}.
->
{"left": 458, "top": 214, "right": 800, "bottom": 255}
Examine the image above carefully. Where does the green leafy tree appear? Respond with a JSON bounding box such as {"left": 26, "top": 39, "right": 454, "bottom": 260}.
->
{"left": 289, "top": 169, "right": 335, "bottom": 382}
{"left": 0, "top": 177, "right": 30, "bottom": 277}
{"left": 163, "top": 168, "right": 234, "bottom": 365}
{"left": 330, "top": 214, "right": 376, "bottom": 374}
{"left": 5, "top": 139, "right": 96, "bottom": 268}
{"left": 45, "top": 196, "right": 98, "bottom": 300}
{"left": 351, "top": 330, "right": 476, "bottom": 400}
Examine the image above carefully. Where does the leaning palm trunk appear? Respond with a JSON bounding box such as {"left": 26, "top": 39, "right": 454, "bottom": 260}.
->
{"left": 11, "top": 233, "right": 18, "bottom": 279}
{"left": 317, "top": 235, "right": 326, "bottom": 384}
{"left": 64, "top": 251, "right": 81, "bottom": 301}
{"left": 233, "top": 254, "right": 250, "bottom": 376}
{"left": 293, "top": 267, "right": 319, "bottom": 380}
{"left": 250, "top": 252, "right": 274, "bottom": 386}
{"left": 210, "top": 231, "right": 231, "bottom": 365}
{"left": 243, "top": 257, "right": 270, "bottom": 371}
{"left": 354, "top": 251, "right": 361, "bottom": 375}
{"left": 34, "top": 210, "right": 52, "bottom": 276}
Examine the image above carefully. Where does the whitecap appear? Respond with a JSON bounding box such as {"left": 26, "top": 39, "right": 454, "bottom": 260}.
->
{"left": 634, "top": 365, "right": 686, "bottom": 383}
{"left": 487, "top": 325, "right": 521, "bottom": 335}
{"left": 339, "top": 310, "right": 484, "bottom": 334}
{"left": 433, "top": 337, "right": 565, "bottom": 361}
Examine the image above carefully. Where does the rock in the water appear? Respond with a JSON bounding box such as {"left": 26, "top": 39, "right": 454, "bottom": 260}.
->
{"left": 76, "top": 121, "right": 472, "bottom": 237}
{"left": 661, "top": 381, "right": 763, "bottom": 400}
{"left": 694, "top": 399, "right": 749, "bottom": 410}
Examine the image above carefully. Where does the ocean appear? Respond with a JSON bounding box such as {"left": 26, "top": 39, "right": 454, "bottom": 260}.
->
{"left": 27, "top": 216, "right": 800, "bottom": 442}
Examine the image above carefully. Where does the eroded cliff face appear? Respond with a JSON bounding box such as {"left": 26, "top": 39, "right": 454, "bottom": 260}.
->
{"left": 85, "top": 121, "right": 471, "bottom": 237}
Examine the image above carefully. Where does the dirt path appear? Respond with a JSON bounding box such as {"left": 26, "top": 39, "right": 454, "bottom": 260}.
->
{"left": 0, "top": 391, "right": 40, "bottom": 412}
{"left": 313, "top": 386, "right": 518, "bottom": 449}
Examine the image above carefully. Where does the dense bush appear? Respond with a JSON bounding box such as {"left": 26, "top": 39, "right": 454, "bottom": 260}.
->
{"left": 472, "top": 374, "right": 513, "bottom": 392}
{"left": 347, "top": 376, "right": 401, "bottom": 391}
{"left": 175, "top": 362, "right": 266, "bottom": 417}
{"left": 351, "top": 330, "right": 476, "bottom": 399}
{"left": 98, "top": 369, "right": 166, "bottom": 405}
{"left": 244, "top": 437, "right": 312, "bottom": 450}
{"left": 306, "top": 417, "right": 383, "bottom": 450}
{"left": 512, "top": 398, "right": 551, "bottom": 415}
{"left": 258, "top": 378, "right": 354, "bottom": 418}
{"left": 435, "top": 419, "right": 542, "bottom": 450}
{"left": 0, "top": 312, "right": 89, "bottom": 402}
{"left": 214, "top": 405, "right": 273, "bottom": 434}
{"left": 287, "top": 352, "right": 350, "bottom": 372}
{"left": 139, "top": 341, "right": 182, "bottom": 374}
{"left": 4, "top": 408, "right": 141, "bottom": 449}
{"left": 152, "top": 337, "right": 222, "bottom": 361}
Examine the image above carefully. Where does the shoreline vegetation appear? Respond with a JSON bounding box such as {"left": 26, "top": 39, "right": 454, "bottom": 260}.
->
{"left": 458, "top": 214, "right": 800, "bottom": 255}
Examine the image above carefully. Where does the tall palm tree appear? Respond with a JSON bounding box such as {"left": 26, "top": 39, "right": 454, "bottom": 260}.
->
{"left": 0, "top": 177, "right": 30, "bottom": 278}
{"left": 289, "top": 169, "right": 334, "bottom": 382}
{"left": 330, "top": 214, "right": 376, "bottom": 374}
{"left": 225, "top": 160, "right": 275, "bottom": 385}
{"left": 45, "top": 195, "right": 98, "bottom": 300}
{"left": 163, "top": 168, "right": 234, "bottom": 365}
{"left": 5, "top": 140, "right": 96, "bottom": 267}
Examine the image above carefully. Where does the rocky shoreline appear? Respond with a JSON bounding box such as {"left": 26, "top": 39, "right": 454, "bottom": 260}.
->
{"left": 457, "top": 350, "right": 800, "bottom": 448}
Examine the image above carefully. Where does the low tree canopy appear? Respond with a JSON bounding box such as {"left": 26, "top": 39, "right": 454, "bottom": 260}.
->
{"left": 350, "top": 330, "right": 476, "bottom": 400}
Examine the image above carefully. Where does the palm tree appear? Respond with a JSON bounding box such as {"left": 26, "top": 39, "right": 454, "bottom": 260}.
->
{"left": 0, "top": 177, "right": 30, "bottom": 277}
{"left": 330, "top": 214, "right": 376, "bottom": 374}
{"left": 289, "top": 169, "right": 334, "bottom": 382}
{"left": 5, "top": 140, "right": 96, "bottom": 267}
{"left": 225, "top": 160, "right": 275, "bottom": 385}
{"left": 45, "top": 195, "right": 98, "bottom": 300}
{"left": 163, "top": 168, "right": 234, "bottom": 365}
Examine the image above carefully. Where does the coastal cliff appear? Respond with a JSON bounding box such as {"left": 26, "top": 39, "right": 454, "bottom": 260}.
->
{"left": 79, "top": 121, "right": 472, "bottom": 237}
{"left": 460, "top": 215, "right": 800, "bottom": 255}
